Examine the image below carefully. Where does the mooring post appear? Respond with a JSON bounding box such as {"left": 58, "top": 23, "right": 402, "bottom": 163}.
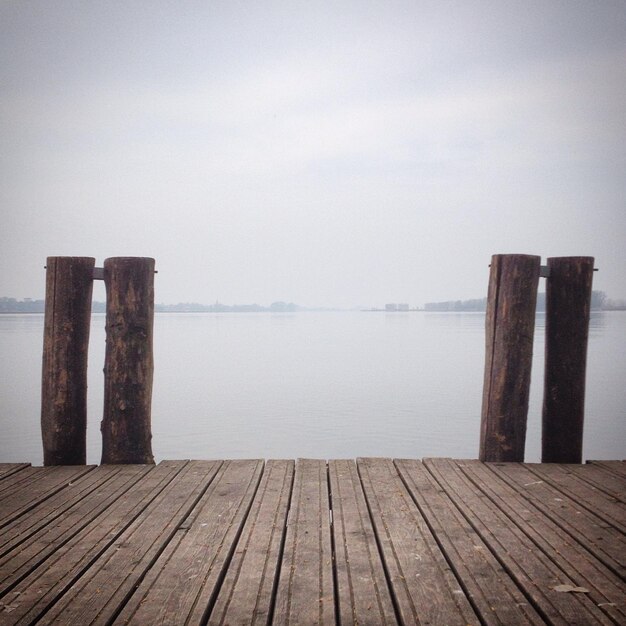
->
{"left": 41, "top": 256, "right": 95, "bottom": 465}
{"left": 101, "top": 257, "right": 155, "bottom": 464}
{"left": 479, "top": 254, "right": 541, "bottom": 462}
{"left": 542, "top": 256, "right": 594, "bottom": 463}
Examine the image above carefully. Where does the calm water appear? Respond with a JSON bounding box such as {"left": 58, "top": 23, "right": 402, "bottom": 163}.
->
{"left": 1, "top": 311, "right": 624, "bottom": 465}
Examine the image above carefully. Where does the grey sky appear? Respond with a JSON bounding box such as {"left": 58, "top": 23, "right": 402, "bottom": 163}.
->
{"left": 1, "top": 1, "right": 624, "bottom": 308}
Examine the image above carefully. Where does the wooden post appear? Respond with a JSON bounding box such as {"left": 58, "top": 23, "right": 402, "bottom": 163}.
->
{"left": 542, "top": 257, "right": 594, "bottom": 463}
{"left": 41, "top": 256, "right": 95, "bottom": 465}
{"left": 101, "top": 257, "right": 155, "bottom": 464}
{"left": 479, "top": 254, "right": 540, "bottom": 462}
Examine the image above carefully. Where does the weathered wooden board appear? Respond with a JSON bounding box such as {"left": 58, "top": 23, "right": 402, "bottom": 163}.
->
{"left": 0, "top": 458, "right": 623, "bottom": 626}
{"left": 0, "top": 467, "right": 50, "bottom": 497}
{"left": 330, "top": 459, "right": 397, "bottom": 625}
{"left": 522, "top": 463, "right": 626, "bottom": 532}
{"left": 460, "top": 460, "right": 626, "bottom": 624}
{"left": 0, "top": 465, "right": 151, "bottom": 594}
{"left": 0, "top": 465, "right": 129, "bottom": 556}
{"left": 0, "top": 461, "right": 189, "bottom": 625}
{"left": 33, "top": 461, "right": 221, "bottom": 625}
{"left": 590, "top": 460, "right": 626, "bottom": 478}
{"left": 485, "top": 461, "right": 626, "bottom": 579}
{"left": 0, "top": 466, "right": 94, "bottom": 526}
{"left": 424, "top": 458, "right": 615, "bottom": 626}
{"left": 358, "top": 457, "right": 478, "bottom": 625}
{"left": 208, "top": 460, "right": 294, "bottom": 625}
{"left": 273, "top": 459, "right": 335, "bottom": 625}
{"left": 396, "top": 459, "right": 545, "bottom": 625}
{"left": 0, "top": 464, "right": 30, "bottom": 482}
{"left": 116, "top": 459, "right": 263, "bottom": 625}
{"left": 559, "top": 463, "right": 626, "bottom": 502}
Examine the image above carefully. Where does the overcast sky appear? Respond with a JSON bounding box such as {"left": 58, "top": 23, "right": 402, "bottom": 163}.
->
{"left": 1, "top": 1, "right": 624, "bottom": 308}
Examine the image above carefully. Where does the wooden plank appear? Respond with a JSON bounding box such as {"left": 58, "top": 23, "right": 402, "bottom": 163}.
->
{"left": 0, "top": 465, "right": 152, "bottom": 594}
{"left": 523, "top": 463, "right": 626, "bottom": 533}
{"left": 590, "top": 460, "right": 626, "bottom": 478}
{"left": 1, "top": 457, "right": 624, "bottom": 624}
{"left": 0, "top": 466, "right": 129, "bottom": 556}
{"left": 0, "top": 467, "right": 48, "bottom": 497}
{"left": 0, "top": 465, "right": 94, "bottom": 527}
{"left": 273, "top": 459, "right": 335, "bottom": 625}
{"left": 329, "top": 459, "right": 397, "bottom": 625}
{"left": 115, "top": 459, "right": 264, "bottom": 625}
{"left": 208, "top": 460, "right": 294, "bottom": 626}
{"left": 396, "top": 459, "right": 545, "bottom": 626}
{"left": 0, "top": 462, "right": 185, "bottom": 624}
{"left": 357, "top": 457, "right": 478, "bottom": 626}
{"left": 424, "top": 458, "right": 615, "bottom": 626}
{"left": 486, "top": 462, "right": 625, "bottom": 578}
{"left": 559, "top": 464, "right": 625, "bottom": 503}
{"left": 461, "top": 461, "right": 626, "bottom": 624}
{"left": 0, "top": 465, "right": 30, "bottom": 481}
{"left": 10, "top": 460, "right": 218, "bottom": 626}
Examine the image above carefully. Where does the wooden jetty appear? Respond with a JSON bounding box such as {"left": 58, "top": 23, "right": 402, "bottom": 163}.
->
{"left": 39, "top": 254, "right": 597, "bottom": 468}
{"left": 2, "top": 252, "right": 620, "bottom": 623}
{"left": 0, "top": 458, "right": 624, "bottom": 625}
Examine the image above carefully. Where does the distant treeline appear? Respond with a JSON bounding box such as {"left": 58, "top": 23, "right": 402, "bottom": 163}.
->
{"left": 156, "top": 301, "right": 302, "bottom": 313}
{"left": 424, "top": 291, "right": 614, "bottom": 312}
{"left": 0, "top": 298, "right": 107, "bottom": 313}
{"left": 0, "top": 297, "right": 302, "bottom": 314}
{"left": 3, "top": 294, "right": 624, "bottom": 313}
{"left": 0, "top": 298, "right": 46, "bottom": 313}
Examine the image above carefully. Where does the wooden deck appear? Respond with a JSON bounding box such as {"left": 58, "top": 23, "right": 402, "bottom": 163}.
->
{"left": 0, "top": 459, "right": 623, "bottom": 625}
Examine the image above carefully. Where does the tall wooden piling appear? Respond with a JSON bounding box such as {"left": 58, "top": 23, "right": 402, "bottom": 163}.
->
{"left": 41, "top": 256, "right": 95, "bottom": 465}
{"left": 542, "top": 256, "right": 594, "bottom": 463}
{"left": 101, "top": 257, "right": 155, "bottom": 464}
{"left": 479, "top": 254, "right": 540, "bottom": 462}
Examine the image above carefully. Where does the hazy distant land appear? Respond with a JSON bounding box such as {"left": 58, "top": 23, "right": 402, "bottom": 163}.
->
{"left": 0, "top": 298, "right": 331, "bottom": 314}
{"left": 2, "top": 291, "right": 624, "bottom": 314}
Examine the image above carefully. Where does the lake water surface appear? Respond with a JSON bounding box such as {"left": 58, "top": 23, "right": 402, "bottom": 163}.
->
{"left": 1, "top": 311, "right": 624, "bottom": 465}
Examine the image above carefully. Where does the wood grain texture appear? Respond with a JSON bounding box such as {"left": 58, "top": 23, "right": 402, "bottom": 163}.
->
{"left": 1, "top": 462, "right": 187, "bottom": 625}
{"left": 480, "top": 254, "right": 540, "bottom": 462}
{"left": 117, "top": 459, "right": 264, "bottom": 626}
{"left": 330, "top": 459, "right": 397, "bottom": 625}
{"left": 0, "top": 465, "right": 30, "bottom": 481}
{"left": 542, "top": 256, "right": 595, "bottom": 463}
{"left": 35, "top": 461, "right": 220, "bottom": 625}
{"left": 488, "top": 462, "right": 626, "bottom": 571}
{"left": 273, "top": 459, "right": 335, "bottom": 626}
{"left": 0, "top": 466, "right": 94, "bottom": 527}
{"left": 462, "top": 460, "right": 626, "bottom": 624}
{"left": 424, "top": 458, "right": 614, "bottom": 626}
{"left": 520, "top": 463, "right": 626, "bottom": 534}
{"left": 396, "top": 459, "right": 545, "bottom": 625}
{"left": 208, "top": 460, "right": 294, "bottom": 626}
{"left": 358, "top": 457, "right": 478, "bottom": 626}
{"left": 557, "top": 463, "right": 626, "bottom": 502}
{"left": 101, "top": 257, "right": 155, "bottom": 464}
{"left": 41, "top": 256, "right": 95, "bottom": 465}
{"left": 0, "top": 466, "right": 143, "bottom": 590}
{"left": 590, "top": 460, "right": 626, "bottom": 478}
{"left": 0, "top": 459, "right": 623, "bottom": 625}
